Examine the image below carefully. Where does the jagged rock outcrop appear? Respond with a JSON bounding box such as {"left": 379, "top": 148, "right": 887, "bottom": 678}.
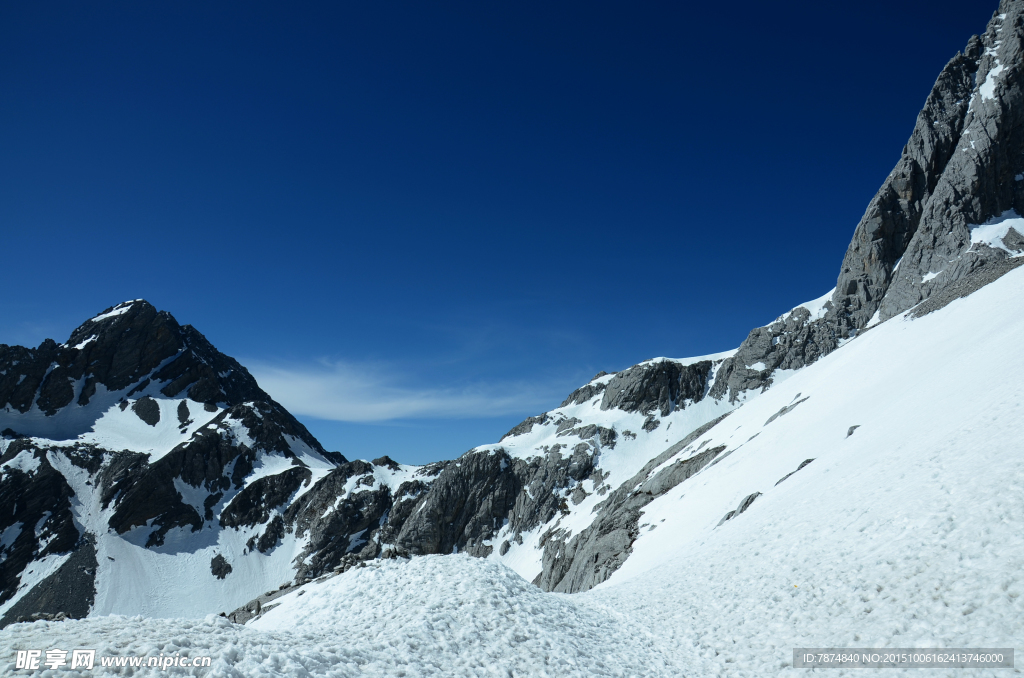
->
{"left": 711, "top": 2, "right": 1024, "bottom": 402}
{"left": 878, "top": 6, "right": 1024, "bottom": 319}
{"left": 537, "top": 414, "right": 729, "bottom": 593}
{"left": 394, "top": 440, "right": 608, "bottom": 560}
{"left": 834, "top": 36, "right": 984, "bottom": 328}
{"left": 708, "top": 308, "right": 840, "bottom": 401}
{"left": 1, "top": 301, "right": 266, "bottom": 418}
{"left": 0, "top": 537, "right": 97, "bottom": 628}
{"left": 0, "top": 440, "right": 81, "bottom": 611}
{"left": 600, "top": 360, "right": 712, "bottom": 416}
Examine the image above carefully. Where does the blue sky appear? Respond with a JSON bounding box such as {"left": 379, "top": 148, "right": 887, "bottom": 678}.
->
{"left": 0, "top": 1, "right": 993, "bottom": 464}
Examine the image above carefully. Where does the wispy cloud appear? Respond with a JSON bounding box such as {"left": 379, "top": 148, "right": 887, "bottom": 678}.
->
{"left": 246, "top": 359, "right": 571, "bottom": 422}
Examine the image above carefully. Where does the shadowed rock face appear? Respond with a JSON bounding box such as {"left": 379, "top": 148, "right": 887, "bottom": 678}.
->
{"left": 0, "top": 300, "right": 270, "bottom": 417}
{"left": 0, "top": 537, "right": 97, "bottom": 628}
{"left": 877, "top": 5, "right": 1024, "bottom": 320}
{"left": 0, "top": 440, "right": 81, "bottom": 614}
{"left": 390, "top": 444, "right": 602, "bottom": 561}
{"left": 709, "top": 308, "right": 842, "bottom": 402}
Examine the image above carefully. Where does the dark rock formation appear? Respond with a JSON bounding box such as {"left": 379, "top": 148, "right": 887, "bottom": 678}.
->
{"left": 1004, "top": 227, "right": 1024, "bottom": 251}
{"left": 132, "top": 397, "right": 160, "bottom": 426}
{"left": 0, "top": 443, "right": 81, "bottom": 610}
{"left": 559, "top": 375, "right": 611, "bottom": 408}
{"left": 0, "top": 537, "right": 97, "bottom": 629}
{"left": 764, "top": 397, "right": 810, "bottom": 427}
{"left": 909, "top": 255, "right": 1024, "bottom": 317}
{"left": 501, "top": 414, "right": 550, "bottom": 441}
{"left": 210, "top": 554, "right": 233, "bottom": 579}
{"left": 600, "top": 360, "right": 713, "bottom": 416}
{"left": 0, "top": 300, "right": 341, "bottom": 621}
{"left": 834, "top": 37, "right": 983, "bottom": 329}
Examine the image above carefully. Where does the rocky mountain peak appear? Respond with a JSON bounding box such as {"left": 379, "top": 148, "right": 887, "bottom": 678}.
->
{"left": 0, "top": 299, "right": 269, "bottom": 422}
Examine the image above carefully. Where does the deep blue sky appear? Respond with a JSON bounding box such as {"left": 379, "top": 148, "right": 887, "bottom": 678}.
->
{"left": 0, "top": 1, "right": 995, "bottom": 464}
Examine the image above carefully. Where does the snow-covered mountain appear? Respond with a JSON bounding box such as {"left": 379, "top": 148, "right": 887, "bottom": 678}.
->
{"left": 2, "top": 1, "right": 1024, "bottom": 674}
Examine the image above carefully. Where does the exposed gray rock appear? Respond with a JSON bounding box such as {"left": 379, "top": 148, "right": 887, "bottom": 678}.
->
{"left": 709, "top": 312, "right": 841, "bottom": 402}
{"left": 711, "top": 5, "right": 1024, "bottom": 402}
{"left": 775, "top": 459, "right": 815, "bottom": 486}
{"left": 220, "top": 466, "right": 312, "bottom": 528}
{"left": 0, "top": 301, "right": 276, "bottom": 415}
{"left": 395, "top": 450, "right": 526, "bottom": 558}
{"left": 284, "top": 459, "right": 396, "bottom": 577}
{"left": 0, "top": 442, "right": 81, "bottom": 610}
{"left": 501, "top": 414, "right": 550, "bottom": 441}
{"left": 559, "top": 374, "right": 610, "bottom": 408}
{"left": 372, "top": 456, "right": 401, "bottom": 471}
{"left": 847, "top": 425, "right": 860, "bottom": 438}
{"left": 556, "top": 421, "right": 617, "bottom": 449}
{"left": 764, "top": 397, "right": 810, "bottom": 426}
{"left": 536, "top": 414, "right": 731, "bottom": 593}
{"left": 539, "top": 442, "right": 725, "bottom": 593}
{"left": 5, "top": 16, "right": 1024, "bottom": 619}
{"left": 877, "top": 5, "right": 1024, "bottom": 321}
{"left": 132, "top": 397, "right": 160, "bottom": 426}
{"left": 718, "top": 492, "right": 762, "bottom": 527}
{"left": 177, "top": 400, "right": 190, "bottom": 426}
{"left": 1004, "top": 227, "right": 1024, "bottom": 251}
{"left": 601, "top": 360, "right": 713, "bottom": 416}
{"left": 910, "top": 255, "right": 1024, "bottom": 317}
{"left": 834, "top": 36, "right": 984, "bottom": 329}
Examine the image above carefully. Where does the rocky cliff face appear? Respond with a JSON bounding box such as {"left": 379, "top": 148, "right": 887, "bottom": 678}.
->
{"left": 711, "top": 1, "right": 1024, "bottom": 403}
{"left": 2, "top": 0, "right": 1022, "bottom": 623}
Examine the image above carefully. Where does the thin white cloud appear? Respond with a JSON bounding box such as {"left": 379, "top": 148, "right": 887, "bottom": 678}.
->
{"left": 246, "top": 359, "right": 569, "bottom": 422}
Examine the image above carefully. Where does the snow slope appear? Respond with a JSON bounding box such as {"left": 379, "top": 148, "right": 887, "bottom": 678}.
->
{"left": 590, "top": 260, "right": 1024, "bottom": 675}
{"left": 2, "top": 232, "right": 1020, "bottom": 677}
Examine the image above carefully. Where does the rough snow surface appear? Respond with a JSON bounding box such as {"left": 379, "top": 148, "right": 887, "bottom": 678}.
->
{"left": 0, "top": 557, "right": 687, "bottom": 677}
{"left": 595, "top": 264, "right": 1024, "bottom": 675}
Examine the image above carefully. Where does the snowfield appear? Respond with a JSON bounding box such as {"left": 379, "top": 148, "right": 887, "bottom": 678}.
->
{"left": 0, "top": 557, "right": 687, "bottom": 677}
{"left": 1, "top": 267, "right": 1022, "bottom": 676}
